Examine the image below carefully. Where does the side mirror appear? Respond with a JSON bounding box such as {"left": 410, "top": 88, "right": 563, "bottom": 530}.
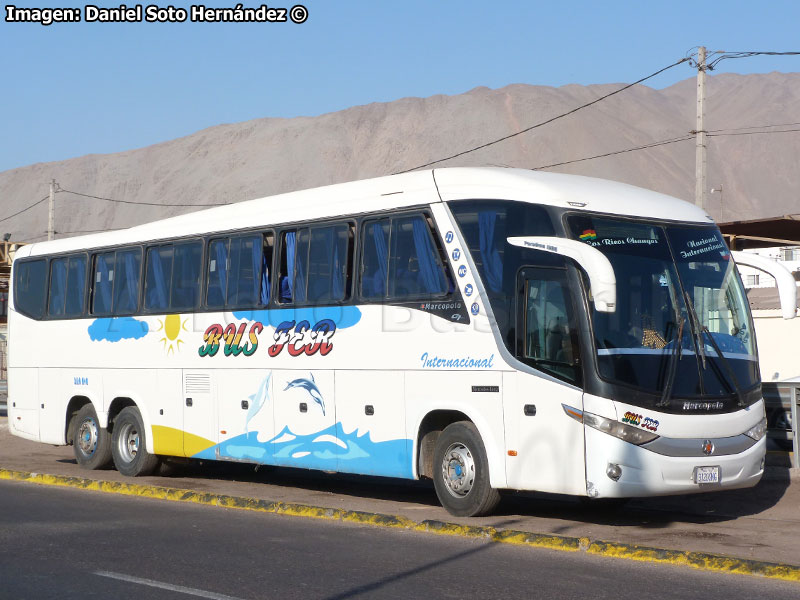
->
{"left": 507, "top": 236, "right": 616, "bottom": 312}
{"left": 732, "top": 251, "right": 797, "bottom": 319}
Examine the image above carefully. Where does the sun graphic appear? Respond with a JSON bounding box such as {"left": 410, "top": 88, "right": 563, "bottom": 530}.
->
{"left": 155, "top": 314, "right": 189, "bottom": 355}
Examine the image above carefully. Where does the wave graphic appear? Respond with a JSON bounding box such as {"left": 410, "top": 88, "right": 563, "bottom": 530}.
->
{"left": 199, "top": 422, "right": 412, "bottom": 479}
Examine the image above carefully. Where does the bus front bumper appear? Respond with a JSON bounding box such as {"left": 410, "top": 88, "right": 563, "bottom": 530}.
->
{"left": 584, "top": 427, "right": 766, "bottom": 498}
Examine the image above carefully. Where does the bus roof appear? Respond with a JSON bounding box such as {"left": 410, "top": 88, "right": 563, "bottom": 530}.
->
{"left": 19, "top": 167, "right": 712, "bottom": 258}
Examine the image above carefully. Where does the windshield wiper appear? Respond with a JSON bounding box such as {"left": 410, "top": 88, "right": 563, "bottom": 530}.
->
{"left": 657, "top": 316, "right": 685, "bottom": 408}
{"left": 683, "top": 291, "right": 746, "bottom": 407}
{"left": 684, "top": 291, "right": 707, "bottom": 369}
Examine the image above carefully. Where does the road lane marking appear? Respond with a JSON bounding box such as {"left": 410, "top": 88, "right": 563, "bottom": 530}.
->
{"left": 94, "top": 570, "right": 247, "bottom": 600}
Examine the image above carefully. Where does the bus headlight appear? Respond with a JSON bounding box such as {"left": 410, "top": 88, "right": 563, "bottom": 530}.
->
{"left": 563, "top": 404, "right": 659, "bottom": 445}
{"left": 744, "top": 417, "right": 767, "bottom": 441}
{"left": 583, "top": 412, "right": 660, "bottom": 445}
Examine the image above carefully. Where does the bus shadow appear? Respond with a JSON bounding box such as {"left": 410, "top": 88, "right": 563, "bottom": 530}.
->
{"left": 152, "top": 458, "right": 793, "bottom": 528}
{"left": 493, "top": 468, "right": 793, "bottom": 527}
{"left": 48, "top": 451, "right": 794, "bottom": 529}
{"left": 156, "top": 458, "right": 444, "bottom": 507}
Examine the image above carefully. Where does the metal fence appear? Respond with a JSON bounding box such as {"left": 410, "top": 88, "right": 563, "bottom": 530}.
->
{"left": 763, "top": 381, "right": 799, "bottom": 468}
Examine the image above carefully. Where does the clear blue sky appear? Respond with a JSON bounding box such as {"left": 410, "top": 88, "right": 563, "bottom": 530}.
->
{"left": 2, "top": 0, "right": 799, "bottom": 173}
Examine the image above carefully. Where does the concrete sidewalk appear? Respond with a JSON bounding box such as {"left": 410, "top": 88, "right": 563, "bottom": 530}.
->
{"left": 1, "top": 415, "right": 798, "bottom": 573}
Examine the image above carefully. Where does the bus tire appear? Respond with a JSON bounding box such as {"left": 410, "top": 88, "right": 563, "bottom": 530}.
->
{"left": 111, "top": 407, "right": 160, "bottom": 477}
{"left": 72, "top": 404, "right": 113, "bottom": 470}
{"left": 433, "top": 421, "right": 500, "bottom": 517}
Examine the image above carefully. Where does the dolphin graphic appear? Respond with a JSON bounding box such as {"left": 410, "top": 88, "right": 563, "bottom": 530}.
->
{"left": 245, "top": 372, "right": 271, "bottom": 433}
{"left": 284, "top": 372, "right": 326, "bottom": 416}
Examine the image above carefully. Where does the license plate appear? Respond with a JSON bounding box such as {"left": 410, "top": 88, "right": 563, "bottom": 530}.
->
{"left": 694, "top": 466, "right": 720, "bottom": 484}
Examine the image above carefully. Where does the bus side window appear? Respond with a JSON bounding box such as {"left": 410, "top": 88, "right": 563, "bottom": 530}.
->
{"left": 519, "top": 268, "right": 581, "bottom": 385}
{"left": 91, "top": 251, "right": 116, "bottom": 316}
{"left": 207, "top": 232, "right": 272, "bottom": 309}
{"left": 112, "top": 248, "right": 141, "bottom": 315}
{"left": 360, "top": 219, "right": 390, "bottom": 300}
{"left": 47, "top": 258, "right": 68, "bottom": 317}
{"left": 229, "top": 235, "right": 268, "bottom": 307}
{"left": 388, "top": 215, "right": 448, "bottom": 298}
{"left": 171, "top": 241, "right": 202, "bottom": 311}
{"left": 206, "top": 238, "right": 230, "bottom": 308}
{"left": 15, "top": 259, "right": 47, "bottom": 320}
{"left": 144, "top": 246, "right": 173, "bottom": 312}
{"left": 51, "top": 254, "right": 87, "bottom": 318}
{"left": 64, "top": 255, "right": 87, "bottom": 316}
{"left": 307, "top": 224, "right": 350, "bottom": 303}
{"left": 360, "top": 214, "right": 449, "bottom": 301}
{"left": 278, "top": 228, "right": 309, "bottom": 304}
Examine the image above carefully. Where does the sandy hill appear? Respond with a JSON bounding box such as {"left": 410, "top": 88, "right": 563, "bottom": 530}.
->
{"left": 1, "top": 72, "right": 799, "bottom": 243}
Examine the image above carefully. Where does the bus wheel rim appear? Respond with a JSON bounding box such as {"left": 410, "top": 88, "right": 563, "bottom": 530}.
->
{"left": 77, "top": 418, "right": 98, "bottom": 456}
{"left": 441, "top": 442, "right": 475, "bottom": 498}
{"left": 117, "top": 422, "right": 139, "bottom": 464}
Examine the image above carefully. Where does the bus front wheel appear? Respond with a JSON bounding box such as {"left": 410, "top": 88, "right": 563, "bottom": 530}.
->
{"left": 433, "top": 421, "right": 500, "bottom": 517}
{"left": 111, "top": 407, "right": 160, "bottom": 477}
{"left": 71, "top": 404, "right": 112, "bottom": 470}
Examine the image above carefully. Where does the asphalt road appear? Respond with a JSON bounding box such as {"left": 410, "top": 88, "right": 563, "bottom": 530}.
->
{"left": 1, "top": 480, "right": 797, "bottom": 600}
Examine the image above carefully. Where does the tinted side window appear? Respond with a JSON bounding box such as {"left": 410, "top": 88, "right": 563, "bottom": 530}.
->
{"left": 360, "top": 214, "right": 449, "bottom": 300}
{"left": 145, "top": 246, "right": 173, "bottom": 311}
{"left": 228, "top": 235, "right": 269, "bottom": 307}
{"left": 449, "top": 200, "right": 557, "bottom": 354}
{"left": 171, "top": 242, "right": 202, "bottom": 310}
{"left": 520, "top": 267, "right": 581, "bottom": 384}
{"left": 92, "top": 252, "right": 116, "bottom": 316}
{"left": 48, "top": 258, "right": 69, "bottom": 317}
{"left": 279, "top": 225, "right": 351, "bottom": 305}
{"left": 206, "top": 239, "right": 229, "bottom": 308}
{"left": 64, "top": 255, "right": 87, "bottom": 316}
{"left": 278, "top": 228, "right": 309, "bottom": 304}
{"left": 14, "top": 259, "right": 47, "bottom": 319}
{"left": 113, "top": 248, "right": 141, "bottom": 315}
{"left": 207, "top": 234, "right": 271, "bottom": 309}
{"left": 389, "top": 216, "right": 449, "bottom": 298}
{"left": 307, "top": 224, "right": 350, "bottom": 302}
{"left": 360, "top": 220, "right": 390, "bottom": 300}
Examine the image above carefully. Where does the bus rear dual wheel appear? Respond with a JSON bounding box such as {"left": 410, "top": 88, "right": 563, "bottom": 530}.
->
{"left": 433, "top": 421, "right": 500, "bottom": 517}
{"left": 111, "top": 407, "right": 160, "bottom": 477}
{"left": 72, "top": 404, "right": 113, "bottom": 470}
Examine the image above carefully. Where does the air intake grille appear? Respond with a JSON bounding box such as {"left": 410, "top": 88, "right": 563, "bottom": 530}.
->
{"left": 184, "top": 373, "right": 211, "bottom": 394}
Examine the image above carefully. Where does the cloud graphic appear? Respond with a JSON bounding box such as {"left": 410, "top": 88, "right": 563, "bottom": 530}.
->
{"left": 88, "top": 317, "right": 149, "bottom": 342}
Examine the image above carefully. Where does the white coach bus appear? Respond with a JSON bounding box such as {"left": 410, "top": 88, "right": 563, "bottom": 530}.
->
{"left": 8, "top": 168, "right": 797, "bottom": 516}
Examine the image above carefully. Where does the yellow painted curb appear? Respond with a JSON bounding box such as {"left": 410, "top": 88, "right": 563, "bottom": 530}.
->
{"left": 1, "top": 468, "right": 798, "bottom": 583}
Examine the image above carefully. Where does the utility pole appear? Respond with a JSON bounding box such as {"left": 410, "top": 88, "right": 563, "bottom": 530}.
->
{"left": 694, "top": 46, "right": 707, "bottom": 210}
{"left": 48, "top": 179, "right": 56, "bottom": 241}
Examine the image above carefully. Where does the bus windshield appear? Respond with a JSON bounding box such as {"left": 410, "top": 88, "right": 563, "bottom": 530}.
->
{"left": 567, "top": 216, "right": 758, "bottom": 400}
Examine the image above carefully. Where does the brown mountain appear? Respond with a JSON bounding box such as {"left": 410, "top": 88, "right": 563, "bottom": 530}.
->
{"left": 1, "top": 72, "right": 799, "bottom": 243}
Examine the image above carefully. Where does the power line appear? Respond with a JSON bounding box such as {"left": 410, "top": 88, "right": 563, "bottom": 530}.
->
{"left": 707, "top": 121, "right": 800, "bottom": 134}
{"left": 532, "top": 124, "right": 800, "bottom": 171}
{"left": 532, "top": 135, "right": 694, "bottom": 170}
{"left": 56, "top": 187, "right": 228, "bottom": 207}
{"left": 0, "top": 195, "right": 49, "bottom": 225}
{"left": 708, "top": 128, "right": 800, "bottom": 138}
{"left": 706, "top": 51, "right": 800, "bottom": 70}
{"left": 393, "top": 58, "right": 691, "bottom": 174}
